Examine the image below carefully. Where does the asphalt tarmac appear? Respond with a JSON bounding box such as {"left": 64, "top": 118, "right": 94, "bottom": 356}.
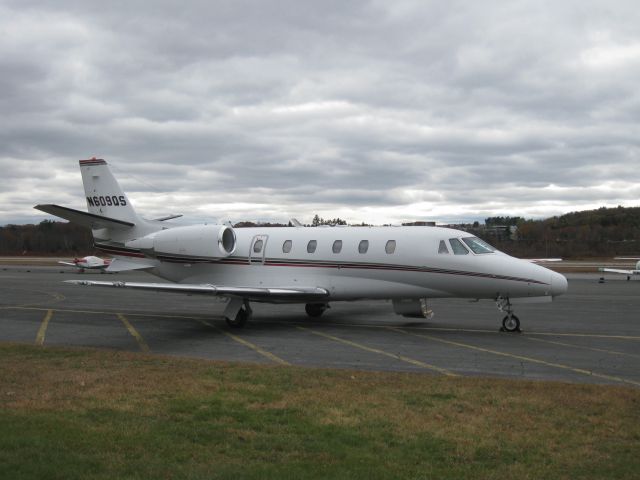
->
{"left": 1, "top": 263, "right": 639, "bottom": 387}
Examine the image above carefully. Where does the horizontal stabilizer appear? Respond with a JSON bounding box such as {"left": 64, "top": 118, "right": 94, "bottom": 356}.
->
{"left": 151, "top": 214, "right": 183, "bottom": 222}
{"left": 105, "top": 258, "right": 157, "bottom": 272}
{"left": 34, "top": 204, "right": 135, "bottom": 229}
{"left": 65, "top": 279, "right": 329, "bottom": 301}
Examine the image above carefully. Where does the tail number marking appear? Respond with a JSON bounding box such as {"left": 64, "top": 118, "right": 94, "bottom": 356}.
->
{"left": 86, "top": 196, "right": 127, "bottom": 207}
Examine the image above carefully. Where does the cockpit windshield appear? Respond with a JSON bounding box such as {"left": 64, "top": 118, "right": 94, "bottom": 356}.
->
{"left": 461, "top": 237, "right": 495, "bottom": 254}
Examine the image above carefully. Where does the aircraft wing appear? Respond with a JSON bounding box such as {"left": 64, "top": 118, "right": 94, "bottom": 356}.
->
{"left": 58, "top": 261, "right": 78, "bottom": 267}
{"left": 599, "top": 268, "right": 636, "bottom": 275}
{"left": 64, "top": 279, "right": 329, "bottom": 301}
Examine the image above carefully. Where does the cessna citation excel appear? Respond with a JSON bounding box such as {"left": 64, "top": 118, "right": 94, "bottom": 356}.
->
{"left": 35, "top": 158, "right": 567, "bottom": 332}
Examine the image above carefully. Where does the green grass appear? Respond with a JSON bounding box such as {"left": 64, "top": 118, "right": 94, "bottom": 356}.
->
{"left": 1, "top": 343, "right": 639, "bottom": 479}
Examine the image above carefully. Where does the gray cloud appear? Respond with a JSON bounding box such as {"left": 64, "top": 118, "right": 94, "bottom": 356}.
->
{"left": 2, "top": 0, "right": 639, "bottom": 226}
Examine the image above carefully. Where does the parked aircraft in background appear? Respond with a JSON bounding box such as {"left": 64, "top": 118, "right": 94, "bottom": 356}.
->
{"left": 599, "top": 258, "right": 640, "bottom": 281}
{"left": 58, "top": 255, "right": 110, "bottom": 273}
{"left": 35, "top": 158, "right": 567, "bottom": 332}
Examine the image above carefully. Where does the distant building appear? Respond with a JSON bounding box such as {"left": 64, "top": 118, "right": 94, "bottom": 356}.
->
{"left": 483, "top": 225, "right": 518, "bottom": 240}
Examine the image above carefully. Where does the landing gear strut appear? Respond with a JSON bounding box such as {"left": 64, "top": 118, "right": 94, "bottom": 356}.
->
{"left": 224, "top": 297, "right": 252, "bottom": 328}
{"left": 496, "top": 296, "right": 521, "bottom": 333}
{"left": 305, "top": 303, "right": 328, "bottom": 318}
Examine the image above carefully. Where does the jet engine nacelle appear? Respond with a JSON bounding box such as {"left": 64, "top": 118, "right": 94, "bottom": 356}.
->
{"left": 126, "top": 225, "right": 236, "bottom": 258}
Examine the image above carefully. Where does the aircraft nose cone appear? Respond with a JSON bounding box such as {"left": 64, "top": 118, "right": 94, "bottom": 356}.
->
{"left": 550, "top": 271, "right": 568, "bottom": 297}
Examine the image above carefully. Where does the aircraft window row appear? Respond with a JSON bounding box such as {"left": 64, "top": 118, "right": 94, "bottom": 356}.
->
{"left": 281, "top": 239, "right": 395, "bottom": 254}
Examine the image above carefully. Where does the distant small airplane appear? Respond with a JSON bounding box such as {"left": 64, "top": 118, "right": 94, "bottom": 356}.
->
{"left": 59, "top": 256, "right": 111, "bottom": 273}
{"left": 35, "top": 158, "right": 567, "bottom": 332}
{"left": 599, "top": 258, "right": 640, "bottom": 281}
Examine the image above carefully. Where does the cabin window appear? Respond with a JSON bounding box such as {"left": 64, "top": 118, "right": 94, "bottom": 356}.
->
{"left": 449, "top": 238, "right": 469, "bottom": 255}
{"left": 332, "top": 240, "right": 343, "bottom": 253}
{"left": 462, "top": 237, "right": 495, "bottom": 254}
{"left": 438, "top": 240, "right": 449, "bottom": 254}
{"left": 385, "top": 240, "right": 396, "bottom": 254}
{"left": 253, "top": 239, "right": 263, "bottom": 253}
{"left": 307, "top": 240, "right": 317, "bottom": 253}
{"left": 282, "top": 240, "right": 292, "bottom": 253}
{"left": 358, "top": 240, "right": 369, "bottom": 254}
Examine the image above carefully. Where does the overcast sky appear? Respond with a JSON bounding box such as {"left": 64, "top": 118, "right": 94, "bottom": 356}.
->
{"left": 2, "top": 0, "right": 639, "bottom": 226}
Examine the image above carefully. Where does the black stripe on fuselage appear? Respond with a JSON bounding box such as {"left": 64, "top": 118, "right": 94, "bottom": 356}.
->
{"left": 133, "top": 252, "right": 548, "bottom": 285}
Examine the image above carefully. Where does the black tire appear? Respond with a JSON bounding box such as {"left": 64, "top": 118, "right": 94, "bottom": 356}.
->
{"left": 502, "top": 314, "right": 520, "bottom": 332}
{"left": 305, "top": 303, "right": 326, "bottom": 318}
{"left": 226, "top": 308, "right": 248, "bottom": 328}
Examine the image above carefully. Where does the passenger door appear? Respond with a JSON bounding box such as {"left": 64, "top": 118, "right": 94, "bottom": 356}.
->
{"left": 249, "top": 235, "right": 268, "bottom": 265}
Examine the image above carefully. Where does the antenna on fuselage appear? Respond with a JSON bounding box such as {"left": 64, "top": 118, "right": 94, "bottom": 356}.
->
{"left": 290, "top": 218, "right": 303, "bottom": 227}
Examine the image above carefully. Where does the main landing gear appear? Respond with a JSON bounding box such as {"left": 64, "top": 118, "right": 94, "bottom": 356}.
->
{"left": 224, "top": 297, "right": 252, "bottom": 328}
{"left": 496, "top": 296, "right": 521, "bottom": 333}
{"left": 305, "top": 303, "right": 329, "bottom": 318}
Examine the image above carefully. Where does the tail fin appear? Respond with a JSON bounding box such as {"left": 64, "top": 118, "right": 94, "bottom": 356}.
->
{"left": 80, "top": 158, "right": 141, "bottom": 225}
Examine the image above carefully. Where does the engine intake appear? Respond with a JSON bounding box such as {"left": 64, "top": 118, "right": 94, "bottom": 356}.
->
{"left": 126, "top": 225, "right": 236, "bottom": 258}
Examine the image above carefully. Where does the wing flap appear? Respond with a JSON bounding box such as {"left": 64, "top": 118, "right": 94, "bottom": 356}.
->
{"left": 35, "top": 204, "right": 135, "bottom": 229}
{"left": 64, "top": 279, "right": 329, "bottom": 300}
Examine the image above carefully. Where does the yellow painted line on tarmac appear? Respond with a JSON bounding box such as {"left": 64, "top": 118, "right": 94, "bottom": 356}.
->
{"left": 394, "top": 325, "right": 640, "bottom": 341}
{"left": 390, "top": 327, "right": 640, "bottom": 388}
{"left": 526, "top": 336, "right": 640, "bottom": 359}
{"left": 297, "top": 326, "right": 456, "bottom": 376}
{"left": 5, "top": 305, "right": 211, "bottom": 321}
{"left": 527, "top": 331, "right": 640, "bottom": 341}
{"left": 198, "top": 320, "right": 290, "bottom": 366}
{"left": 35, "top": 309, "right": 53, "bottom": 346}
{"left": 116, "top": 313, "right": 150, "bottom": 353}
{"left": 5, "top": 306, "right": 640, "bottom": 341}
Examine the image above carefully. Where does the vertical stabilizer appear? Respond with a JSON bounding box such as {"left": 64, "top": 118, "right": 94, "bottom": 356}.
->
{"left": 80, "top": 158, "right": 140, "bottom": 225}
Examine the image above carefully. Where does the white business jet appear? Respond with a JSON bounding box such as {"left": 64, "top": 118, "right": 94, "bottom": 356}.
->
{"left": 35, "top": 158, "right": 567, "bottom": 332}
{"left": 59, "top": 255, "right": 110, "bottom": 272}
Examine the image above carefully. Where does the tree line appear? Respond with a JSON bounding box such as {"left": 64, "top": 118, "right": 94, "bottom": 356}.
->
{"left": 2, "top": 206, "right": 639, "bottom": 258}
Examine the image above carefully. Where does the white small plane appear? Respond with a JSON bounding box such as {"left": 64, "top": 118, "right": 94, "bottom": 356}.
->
{"left": 35, "top": 158, "right": 567, "bottom": 332}
{"left": 59, "top": 256, "right": 111, "bottom": 273}
{"left": 599, "top": 258, "right": 640, "bottom": 281}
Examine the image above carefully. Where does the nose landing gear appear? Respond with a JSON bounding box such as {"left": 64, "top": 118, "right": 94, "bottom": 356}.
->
{"left": 496, "top": 296, "right": 521, "bottom": 333}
